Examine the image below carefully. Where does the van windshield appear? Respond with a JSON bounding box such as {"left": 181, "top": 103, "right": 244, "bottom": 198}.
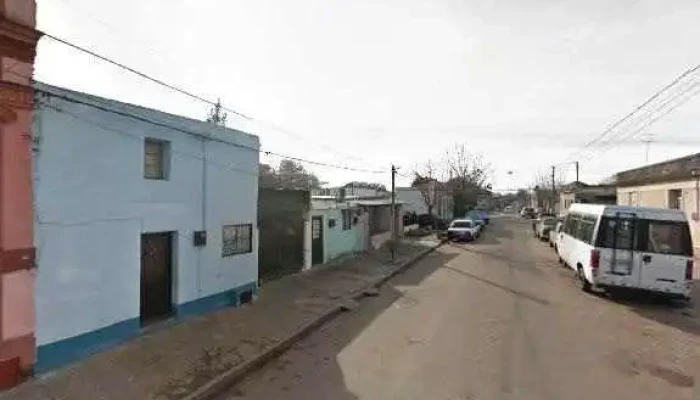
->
{"left": 595, "top": 217, "right": 693, "bottom": 256}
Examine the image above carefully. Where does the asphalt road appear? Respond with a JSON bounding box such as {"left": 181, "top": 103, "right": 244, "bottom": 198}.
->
{"left": 218, "top": 216, "right": 700, "bottom": 400}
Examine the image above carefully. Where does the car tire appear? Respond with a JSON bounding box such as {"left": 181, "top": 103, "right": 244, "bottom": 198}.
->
{"left": 577, "top": 266, "right": 592, "bottom": 293}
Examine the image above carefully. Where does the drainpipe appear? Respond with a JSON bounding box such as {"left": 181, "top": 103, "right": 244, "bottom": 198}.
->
{"left": 199, "top": 138, "right": 207, "bottom": 296}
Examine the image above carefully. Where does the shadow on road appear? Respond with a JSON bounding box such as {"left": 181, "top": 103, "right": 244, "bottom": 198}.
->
{"left": 227, "top": 250, "right": 459, "bottom": 400}
{"left": 610, "top": 280, "right": 700, "bottom": 337}
{"left": 442, "top": 265, "right": 551, "bottom": 306}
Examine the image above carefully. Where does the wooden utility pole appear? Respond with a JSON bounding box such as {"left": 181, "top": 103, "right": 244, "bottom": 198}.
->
{"left": 575, "top": 161, "right": 580, "bottom": 182}
{"left": 551, "top": 165, "right": 556, "bottom": 214}
{"left": 391, "top": 164, "right": 397, "bottom": 261}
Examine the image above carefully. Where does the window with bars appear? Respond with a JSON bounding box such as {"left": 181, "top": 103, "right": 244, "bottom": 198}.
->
{"left": 144, "top": 138, "right": 170, "bottom": 180}
{"left": 341, "top": 209, "right": 352, "bottom": 230}
{"left": 222, "top": 224, "right": 253, "bottom": 257}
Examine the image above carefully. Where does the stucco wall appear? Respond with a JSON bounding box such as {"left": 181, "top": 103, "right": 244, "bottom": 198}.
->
{"left": 618, "top": 180, "right": 700, "bottom": 250}
{"left": 32, "top": 84, "right": 259, "bottom": 352}
{"left": 311, "top": 207, "right": 366, "bottom": 263}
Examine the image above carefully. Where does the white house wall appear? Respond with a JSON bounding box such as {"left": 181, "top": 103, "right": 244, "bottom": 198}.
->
{"left": 32, "top": 83, "right": 259, "bottom": 371}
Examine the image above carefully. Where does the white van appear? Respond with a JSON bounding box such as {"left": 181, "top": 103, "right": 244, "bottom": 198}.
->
{"left": 557, "top": 204, "right": 694, "bottom": 299}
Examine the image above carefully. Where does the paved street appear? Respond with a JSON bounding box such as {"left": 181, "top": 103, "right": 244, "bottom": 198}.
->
{"left": 217, "top": 216, "right": 700, "bottom": 400}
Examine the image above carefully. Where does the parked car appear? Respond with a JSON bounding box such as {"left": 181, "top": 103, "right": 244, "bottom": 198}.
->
{"left": 520, "top": 207, "right": 535, "bottom": 219}
{"left": 447, "top": 219, "right": 480, "bottom": 242}
{"left": 549, "top": 221, "right": 563, "bottom": 249}
{"left": 474, "top": 209, "right": 490, "bottom": 225}
{"left": 467, "top": 210, "right": 487, "bottom": 228}
{"left": 535, "top": 217, "right": 558, "bottom": 241}
{"left": 558, "top": 204, "right": 693, "bottom": 299}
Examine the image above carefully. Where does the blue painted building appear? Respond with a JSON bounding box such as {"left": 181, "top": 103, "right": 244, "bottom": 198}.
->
{"left": 32, "top": 83, "right": 259, "bottom": 371}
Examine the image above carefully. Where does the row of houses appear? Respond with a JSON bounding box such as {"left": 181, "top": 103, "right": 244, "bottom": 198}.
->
{"left": 258, "top": 187, "right": 404, "bottom": 280}
{"left": 532, "top": 153, "right": 700, "bottom": 252}
{"left": 0, "top": 80, "right": 407, "bottom": 382}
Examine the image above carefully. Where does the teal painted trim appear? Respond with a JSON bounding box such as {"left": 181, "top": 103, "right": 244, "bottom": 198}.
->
{"left": 175, "top": 281, "right": 258, "bottom": 319}
{"left": 34, "top": 281, "right": 258, "bottom": 373}
{"left": 36, "top": 318, "right": 140, "bottom": 373}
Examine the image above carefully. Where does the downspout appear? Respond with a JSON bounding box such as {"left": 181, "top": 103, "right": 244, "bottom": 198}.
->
{"left": 199, "top": 138, "right": 207, "bottom": 297}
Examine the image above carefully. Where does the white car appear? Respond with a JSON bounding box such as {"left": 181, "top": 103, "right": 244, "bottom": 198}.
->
{"left": 447, "top": 219, "right": 480, "bottom": 242}
{"left": 549, "top": 221, "right": 563, "bottom": 249}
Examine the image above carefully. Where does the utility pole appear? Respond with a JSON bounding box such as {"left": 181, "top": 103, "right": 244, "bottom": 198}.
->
{"left": 391, "top": 164, "right": 397, "bottom": 262}
{"left": 551, "top": 165, "right": 556, "bottom": 214}
{"left": 693, "top": 169, "right": 699, "bottom": 221}
{"left": 575, "top": 161, "right": 579, "bottom": 182}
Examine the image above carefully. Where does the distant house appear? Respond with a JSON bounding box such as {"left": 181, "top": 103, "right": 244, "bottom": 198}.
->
{"left": 308, "top": 194, "right": 404, "bottom": 265}
{"left": 559, "top": 181, "right": 617, "bottom": 213}
{"left": 615, "top": 152, "right": 700, "bottom": 251}
{"left": 397, "top": 181, "right": 454, "bottom": 222}
{"left": 32, "top": 83, "right": 259, "bottom": 371}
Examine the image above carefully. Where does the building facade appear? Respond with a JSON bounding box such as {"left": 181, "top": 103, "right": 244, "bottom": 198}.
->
{"left": 559, "top": 182, "right": 617, "bottom": 214}
{"left": 32, "top": 83, "right": 259, "bottom": 371}
{"left": 0, "top": 0, "right": 39, "bottom": 388}
{"left": 397, "top": 185, "right": 453, "bottom": 221}
{"left": 615, "top": 153, "right": 700, "bottom": 252}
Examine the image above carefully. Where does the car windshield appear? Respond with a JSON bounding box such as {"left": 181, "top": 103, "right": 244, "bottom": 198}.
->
{"left": 543, "top": 219, "right": 557, "bottom": 227}
{"left": 451, "top": 221, "right": 473, "bottom": 228}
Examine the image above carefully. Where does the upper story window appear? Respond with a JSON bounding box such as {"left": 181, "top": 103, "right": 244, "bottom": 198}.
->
{"left": 144, "top": 138, "right": 170, "bottom": 180}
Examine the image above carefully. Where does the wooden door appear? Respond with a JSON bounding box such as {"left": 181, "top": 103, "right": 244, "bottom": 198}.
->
{"left": 140, "top": 232, "right": 173, "bottom": 324}
{"left": 311, "top": 216, "right": 324, "bottom": 265}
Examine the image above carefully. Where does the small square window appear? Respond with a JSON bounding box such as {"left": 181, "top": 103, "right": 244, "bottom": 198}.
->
{"left": 144, "top": 138, "right": 170, "bottom": 180}
{"left": 222, "top": 224, "right": 253, "bottom": 257}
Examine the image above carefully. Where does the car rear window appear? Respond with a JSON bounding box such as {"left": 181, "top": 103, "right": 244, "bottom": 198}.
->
{"left": 595, "top": 217, "right": 693, "bottom": 256}
{"left": 646, "top": 220, "right": 693, "bottom": 256}
{"left": 451, "top": 221, "right": 473, "bottom": 228}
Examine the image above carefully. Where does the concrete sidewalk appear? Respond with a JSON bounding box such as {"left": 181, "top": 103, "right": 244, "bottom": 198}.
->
{"left": 1, "top": 238, "right": 441, "bottom": 400}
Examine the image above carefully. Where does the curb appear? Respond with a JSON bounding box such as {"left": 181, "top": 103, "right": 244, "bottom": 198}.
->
{"left": 181, "top": 304, "right": 344, "bottom": 400}
{"left": 184, "top": 241, "right": 443, "bottom": 400}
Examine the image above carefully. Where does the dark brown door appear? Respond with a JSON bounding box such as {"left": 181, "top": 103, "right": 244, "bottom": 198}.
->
{"left": 140, "top": 232, "right": 173, "bottom": 324}
{"left": 311, "top": 216, "right": 324, "bottom": 265}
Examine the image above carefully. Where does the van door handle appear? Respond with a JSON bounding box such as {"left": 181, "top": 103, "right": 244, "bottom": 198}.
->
{"left": 642, "top": 255, "right": 652, "bottom": 263}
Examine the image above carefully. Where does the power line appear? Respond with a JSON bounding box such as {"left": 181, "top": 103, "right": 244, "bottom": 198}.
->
{"left": 558, "top": 63, "right": 700, "bottom": 165}
{"left": 35, "top": 87, "right": 385, "bottom": 174}
{"left": 39, "top": 31, "right": 372, "bottom": 165}
{"left": 586, "top": 81, "right": 700, "bottom": 160}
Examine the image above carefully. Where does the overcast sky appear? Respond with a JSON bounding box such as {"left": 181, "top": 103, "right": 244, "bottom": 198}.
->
{"left": 35, "top": 0, "right": 700, "bottom": 190}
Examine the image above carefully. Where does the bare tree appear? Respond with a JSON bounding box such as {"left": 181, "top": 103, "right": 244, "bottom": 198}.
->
{"left": 412, "top": 159, "right": 448, "bottom": 218}
{"left": 413, "top": 144, "right": 492, "bottom": 219}
{"left": 443, "top": 144, "right": 492, "bottom": 216}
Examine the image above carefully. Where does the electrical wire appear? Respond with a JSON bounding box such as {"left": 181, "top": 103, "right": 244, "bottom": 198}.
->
{"left": 558, "top": 63, "right": 700, "bottom": 165}
{"left": 35, "top": 86, "right": 385, "bottom": 174}
{"left": 39, "top": 31, "right": 372, "bottom": 165}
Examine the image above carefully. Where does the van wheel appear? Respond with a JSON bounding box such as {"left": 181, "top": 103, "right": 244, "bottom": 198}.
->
{"left": 577, "top": 266, "right": 592, "bottom": 293}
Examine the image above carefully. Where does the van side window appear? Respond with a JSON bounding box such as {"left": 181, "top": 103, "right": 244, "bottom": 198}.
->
{"left": 576, "top": 215, "right": 596, "bottom": 244}
{"left": 564, "top": 213, "right": 579, "bottom": 235}
{"left": 595, "top": 217, "right": 636, "bottom": 250}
